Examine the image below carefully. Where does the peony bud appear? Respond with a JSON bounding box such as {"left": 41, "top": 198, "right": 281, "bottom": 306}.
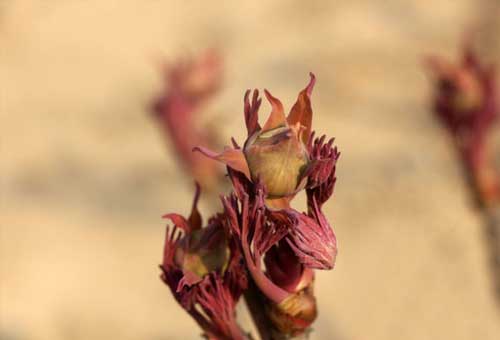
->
{"left": 267, "top": 285, "right": 318, "bottom": 338}
{"left": 187, "top": 74, "right": 340, "bottom": 338}
{"left": 195, "top": 73, "right": 317, "bottom": 201}
{"left": 160, "top": 184, "right": 247, "bottom": 339}
{"left": 244, "top": 124, "right": 309, "bottom": 198}
{"left": 174, "top": 225, "right": 229, "bottom": 285}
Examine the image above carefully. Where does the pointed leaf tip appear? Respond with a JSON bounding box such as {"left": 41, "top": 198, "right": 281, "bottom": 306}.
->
{"left": 287, "top": 74, "right": 316, "bottom": 143}
{"left": 163, "top": 213, "right": 191, "bottom": 233}
{"left": 306, "top": 72, "right": 316, "bottom": 97}
{"left": 188, "top": 182, "right": 202, "bottom": 230}
{"left": 244, "top": 89, "right": 261, "bottom": 136}
{"left": 262, "top": 89, "right": 286, "bottom": 131}
{"left": 193, "top": 145, "right": 252, "bottom": 180}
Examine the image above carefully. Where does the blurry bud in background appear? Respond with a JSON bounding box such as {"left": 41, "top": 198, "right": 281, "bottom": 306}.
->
{"left": 151, "top": 50, "right": 225, "bottom": 191}
{"left": 426, "top": 42, "right": 499, "bottom": 206}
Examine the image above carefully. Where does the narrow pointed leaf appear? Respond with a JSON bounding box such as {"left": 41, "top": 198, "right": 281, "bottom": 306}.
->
{"left": 287, "top": 73, "right": 316, "bottom": 144}
{"left": 262, "top": 89, "right": 286, "bottom": 131}
{"left": 193, "top": 146, "right": 252, "bottom": 180}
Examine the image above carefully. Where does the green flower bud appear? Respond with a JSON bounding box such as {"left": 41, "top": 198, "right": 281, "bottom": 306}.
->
{"left": 244, "top": 125, "right": 309, "bottom": 198}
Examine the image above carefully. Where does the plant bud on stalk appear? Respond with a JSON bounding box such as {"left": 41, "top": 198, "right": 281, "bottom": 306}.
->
{"left": 221, "top": 186, "right": 319, "bottom": 337}
{"left": 160, "top": 184, "right": 248, "bottom": 339}
{"left": 194, "top": 73, "right": 317, "bottom": 207}
{"left": 162, "top": 74, "right": 340, "bottom": 339}
{"left": 221, "top": 160, "right": 338, "bottom": 337}
{"left": 264, "top": 241, "right": 318, "bottom": 337}
{"left": 267, "top": 285, "right": 317, "bottom": 338}
{"left": 426, "top": 43, "right": 499, "bottom": 206}
{"left": 243, "top": 92, "right": 310, "bottom": 198}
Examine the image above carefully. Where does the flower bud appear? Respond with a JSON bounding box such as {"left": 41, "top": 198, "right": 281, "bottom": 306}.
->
{"left": 195, "top": 74, "right": 317, "bottom": 202}
{"left": 244, "top": 125, "right": 309, "bottom": 198}
{"left": 174, "top": 226, "right": 229, "bottom": 281}
{"left": 426, "top": 43, "right": 499, "bottom": 206}
{"left": 266, "top": 285, "right": 317, "bottom": 337}
{"left": 160, "top": 184, "right": 247, "bottom": 339}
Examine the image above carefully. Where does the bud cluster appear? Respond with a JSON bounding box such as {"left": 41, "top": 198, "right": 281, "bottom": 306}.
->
{"left": 160, "top": 74, "right": 340, "bottom": 338}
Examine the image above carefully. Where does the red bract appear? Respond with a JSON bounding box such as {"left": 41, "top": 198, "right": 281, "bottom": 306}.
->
{"left": 280, "top": 206, "right": 337, "bottom": 270}
{"left": 152, "top": 51, "right": 223, "bottom": 190}
{"left": 221, "top": 185, "right": 290, "bottom": 304}
{"left": 264, "top": 241, "right": 307, "bottom": 293}
{"left": 195, "top": 275, "right": 245, "bottom": 340}
{"left": 426, "top": 44, "right": 499, "bottom": 205}
{"left": 160, "top": 184, "right": 247, "bottom": 339}
{"left": 306, "top": 133, "right": 340, "bottom": 209}
{"left": 220, "top": 186, "right": 318, "bottom": 336}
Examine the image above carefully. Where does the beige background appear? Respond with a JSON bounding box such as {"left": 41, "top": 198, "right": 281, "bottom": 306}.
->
{"left": 1, "top": 1, "right": 500, "bottom": 339}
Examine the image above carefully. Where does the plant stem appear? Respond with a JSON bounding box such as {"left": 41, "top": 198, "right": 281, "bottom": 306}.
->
{"left": 244, "top": 279, "right": 273, "bottom": 340}
{"left": 460, "top": 152, "right": 500, "bottom": 303}
{"left": 485, "top": 207, "right": 500, "bottom": 301}
{"left": 244, "top": 278, "right": 314, "bottom": 339}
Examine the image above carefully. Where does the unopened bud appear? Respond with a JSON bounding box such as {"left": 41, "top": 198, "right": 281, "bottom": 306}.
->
{"left": 244, "top": 125, "right": 309, "bottom": 198}
{"left": 266, "top": 285, "right": 317, "bottom": 337}
{"left": 175, "top": 227, "right": 229, "bottom": 280}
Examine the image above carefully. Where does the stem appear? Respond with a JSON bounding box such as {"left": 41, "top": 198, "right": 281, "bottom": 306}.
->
{"left": 484, "top": 207, "right": 500, "bottom": 302}
{"left": 270, "top": 330, "right": 311, "bottom": 340}
{"left": 244, "top": 278, "right": 273, "bottom": 340}
{"left": 460, "top": 152, "right": 500, "bottom": 304}
{"left": 244, "top": 278, "right": 314, "bottom": 340}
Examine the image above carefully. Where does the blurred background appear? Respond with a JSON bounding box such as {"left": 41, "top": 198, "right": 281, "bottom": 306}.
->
{"left": 1, "top": 0, "right": 500, "bottom": 339}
